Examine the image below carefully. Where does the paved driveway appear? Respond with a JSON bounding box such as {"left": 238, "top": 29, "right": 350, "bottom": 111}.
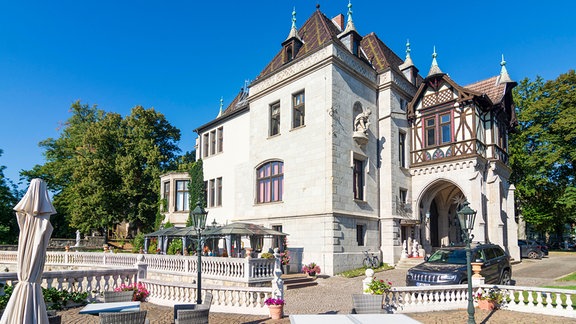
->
{"left": 512, "top": 251, "right": 576, "bottom": 286}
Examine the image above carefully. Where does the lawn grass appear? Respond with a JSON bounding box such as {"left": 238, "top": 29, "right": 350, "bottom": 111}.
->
{"left": 338, "top": 263, "right": 394, "bottom": 278}
{"left": 557, "top": 272, "right": 576, "bottom": 282}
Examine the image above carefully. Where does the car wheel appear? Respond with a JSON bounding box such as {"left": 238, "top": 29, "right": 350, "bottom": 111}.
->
{"left": 528, "top": 251, "right": 539, "bottom": 259}
{"left": 500, "top": 269, "right": 511, "bottom": 285}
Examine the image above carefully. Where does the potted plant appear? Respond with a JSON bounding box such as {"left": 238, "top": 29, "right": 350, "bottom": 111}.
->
{"left": 302, "top": 262, "right": 321, "bottom": 277}
{"left": 474, "top": 287, "right": 505, "bottom": 310}
{"left": 114, "top": 282, "right": 150, "bottom": 301}
{"left": 364, "top": 277, "right": 392, "bottom": 295}
{"left": 264, "top": 297, "right": 285, "bottom": 319}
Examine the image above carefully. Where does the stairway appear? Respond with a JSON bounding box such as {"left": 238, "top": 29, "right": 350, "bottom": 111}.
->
{"left": 394, "top": 257, "right": 425, "bottom": 270}
{"left": 282, "top": 273, "right": 318, "bottom": 289}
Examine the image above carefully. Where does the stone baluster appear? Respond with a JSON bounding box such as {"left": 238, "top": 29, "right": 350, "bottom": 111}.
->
{"left": 135, "top": 253, "right": 148, "bottom": 281}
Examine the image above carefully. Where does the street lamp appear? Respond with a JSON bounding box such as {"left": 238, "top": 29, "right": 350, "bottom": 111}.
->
{"left": 457, "top": 199, "right": 477, "bottom": 324}
{"left": 192, "top": 199, "right": 208, "bottom": 304}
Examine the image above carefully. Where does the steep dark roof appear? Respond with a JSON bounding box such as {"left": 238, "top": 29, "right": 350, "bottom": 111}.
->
{"left": 256, "top": 10, "right": 344, "bottom": 80}
{"left": 361, "top": 33, "right": 405, "bottom": 74}
{"left": 464, "top": 76, "right": 507, "bottom": 104}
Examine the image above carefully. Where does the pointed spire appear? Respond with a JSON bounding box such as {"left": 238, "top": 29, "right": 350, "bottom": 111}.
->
{"left": 285, "top": 7, "right": 301, "bottom": 41}
{"left": 217, "top": 97, "right": 224, "bottom": 117}
{"left": 497, "top": 54, "right": 513, "bottom": 84}
{"left": 427, "top": 46, "right": 443, "bottom": 76}
{"left": 343, "top": 0, "right": 357, "bottom": 33}
{"left": 400, "top": 39, "right": 414, "bottom": 68}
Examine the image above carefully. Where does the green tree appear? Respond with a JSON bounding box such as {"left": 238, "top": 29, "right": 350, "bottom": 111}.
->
{"left": 0, "top": 150, "right": 19, "bottom": 244}
{"left": 22, "top": 101, "right": 181, "bottom": 235}
{"left": 186, "top": 158, "right": 204, "bottom": 227}
{"left": 510, "top": 70, "right": 576, "bottom": 236}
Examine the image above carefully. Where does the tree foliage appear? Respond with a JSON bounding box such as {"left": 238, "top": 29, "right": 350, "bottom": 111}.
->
{"left": 22, "top": 101, "right": 181, "bottom": 235}
{"left": 510, "top": 70, "right": 576, "bottom": 235}
{"left": 187, "top": 158, "right": 205, "bottom": 227}
{"left": 0, "top": 150, "right": 20, "bottom": 244}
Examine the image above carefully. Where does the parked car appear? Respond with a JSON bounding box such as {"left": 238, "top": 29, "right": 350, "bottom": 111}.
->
{"left": 533, "top": 240, "right": 549, "bottom": 256}
{"left": 406, "top": 243, "right": 512, "bottom": 286}
{"left": 518, "top": 239, "right": 543, "bottom": 259}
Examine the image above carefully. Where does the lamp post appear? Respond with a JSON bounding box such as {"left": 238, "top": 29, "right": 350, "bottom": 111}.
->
{"left": 192, "top": 199, "right": 208, "bottom": 304}
{"left": 457, "top": 199, "right": 477, "bottom": 324}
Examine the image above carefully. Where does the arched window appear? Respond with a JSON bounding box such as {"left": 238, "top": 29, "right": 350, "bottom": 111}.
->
{"left": 256, "top": 161, "right": 284, "bottom": 203}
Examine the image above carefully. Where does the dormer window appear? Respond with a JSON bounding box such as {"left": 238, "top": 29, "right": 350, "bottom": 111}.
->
{"left": 352, "top": 40, "right": 359, "bottom": 56}
{"left": 286, "top": 46, "right": 294, "bottom": 62}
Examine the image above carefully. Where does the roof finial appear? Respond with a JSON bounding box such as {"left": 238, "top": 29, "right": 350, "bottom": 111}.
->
{"left": 406, "top": 39, "right": 411, "bottom": 59}
{"left": 497, "top": 54, "right": 513, "bottom": 84}
{"left": 285, "top": 6, "right": 302, "bottom": 41}
{"left": 343, "top": 0, "right": 356, "bottom": 33}
{"left": 217, "top": 96, "right": 224, "bottom": 117}
{"left": 427, "top": 46, "right": 443, "bottom": 76}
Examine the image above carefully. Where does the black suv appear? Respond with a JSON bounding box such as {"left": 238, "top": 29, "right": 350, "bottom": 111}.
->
{"left": 406, "top": 243, "right": 512, "bottom": 286}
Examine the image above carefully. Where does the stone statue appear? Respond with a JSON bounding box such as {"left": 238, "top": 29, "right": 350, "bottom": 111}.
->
{"left": 75, "top": 230, "right": 81, "bottom": 247}
{"left": 354, "top": 109, "right": 372, "bottom": 134}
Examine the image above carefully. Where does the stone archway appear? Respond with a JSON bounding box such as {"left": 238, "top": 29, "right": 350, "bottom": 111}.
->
{"left": 418, "top": 179, "right": 466, "bottom": 253}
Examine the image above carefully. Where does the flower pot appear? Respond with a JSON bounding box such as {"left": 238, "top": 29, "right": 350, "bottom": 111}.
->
{"left": 307, "top": 272, "right": 316, "bottom": 277}
{"left": 282, "top": 265, "right": 290, "bottom": 274}
{"left": 477, "top": 299, "right": 496, "bottom": 310}
{"left": 268, "top": 304, "right": 283, "bottom": 319}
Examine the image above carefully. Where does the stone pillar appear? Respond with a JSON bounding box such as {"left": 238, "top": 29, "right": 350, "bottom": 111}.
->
{"left": 362, "top": 268, "right": 375, "bottom": 294}
{"left": 271, "top": 248, "right": 284, "bottom": 300}
{"left": 135, "top": 254, "right": 148, "bottom": 281}
{"left": 471, "top": 261, "right": 485, "bottom": 286}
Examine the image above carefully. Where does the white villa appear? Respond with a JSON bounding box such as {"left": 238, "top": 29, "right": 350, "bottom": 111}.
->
{"left": 162, "top": 4, "right": 520, "bottom": 275}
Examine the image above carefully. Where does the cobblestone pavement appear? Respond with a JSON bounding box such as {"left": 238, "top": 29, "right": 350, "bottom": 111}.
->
{"left": 57, "top": 253, "right": 576, "bottom": 323}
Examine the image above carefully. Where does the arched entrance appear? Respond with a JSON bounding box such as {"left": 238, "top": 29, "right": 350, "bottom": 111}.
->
{"left": 418, "top": 180, "right": 466, "bottom": 253}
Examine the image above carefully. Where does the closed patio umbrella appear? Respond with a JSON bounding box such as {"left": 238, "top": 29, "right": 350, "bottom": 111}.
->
{"left": 0, "top": 179, "right": 56, "bottom": 324}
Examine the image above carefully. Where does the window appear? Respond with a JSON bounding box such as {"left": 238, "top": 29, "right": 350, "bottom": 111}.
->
{"left": 399, "top": 132, "right": 406, "bottom": 167}
{"left": 162, "top": 181, "right": 170, "bottom": 211}
{"left": 424, "top": 113, "right": 453, "bottom": 147}
{"left": 175, "top": 180, "right": 190, "bottom": 211}
{"left": 399, "top": 189, "right": 407, "bottom": 205}
{"left": 216, "top": 177, "right": 222, "bottom": 207}
{"left": 356, "top": 224, "right": 365, "bottom": 246}
{"left": 209, "top": 179, "right": 215, "bottom": 207}
{"left": 210, "top": 130, "right": 216, "bottom": 155}
{"left": 217, "top": 127, "right": 224, "bottom": 153}
{"left": 272, "top": 225, "right": 283, "bottom": 249}
{"left": 257, "top": 161, "right": 284, "bottom": 203}
{"left": 353, "top": 159, "right": 364, "bottom": 200}
{"left": 292, "top": 91, "right": 305, "bottom": 128}
{"left": 270, "top": 102, "right": 280, "bottom": 136}
{"left": 440, "top": 114, "right": 451, "bottom": 144}
{"left": 203, "top": 181, "right": 208, "bottom": 206}
{"left": 400, "top": 98, "right": 408, "bottom": 111}
{"left": 203, "top": 133, "right": 209, "bottom": 157}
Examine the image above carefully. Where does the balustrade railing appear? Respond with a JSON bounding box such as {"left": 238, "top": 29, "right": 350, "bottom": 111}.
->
{"left": 387, "top": 284, "right": 575, "bottom": 318}
{"left": 0, "top": 268, "right": 138, "bottom": 301}
{"left": 0, "top": 251, "right": 275, "bottom": 283}
{"left": 140, "top": 278, "right": 272, "bottom": 315}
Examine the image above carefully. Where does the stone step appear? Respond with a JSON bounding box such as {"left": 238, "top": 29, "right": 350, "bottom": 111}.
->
{"left": 282, "top": 274, "right": 318, "bottom": 290}
{"left": 395, "top": 257, "right": 425, "bottom": 270}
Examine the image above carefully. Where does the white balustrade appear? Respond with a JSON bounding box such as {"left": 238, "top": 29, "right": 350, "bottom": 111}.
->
{"left": 140, "top": 278, "right": 272, "bottom": 315}
{"left": 0, "top": 251, "right": 275, "bottom": 284}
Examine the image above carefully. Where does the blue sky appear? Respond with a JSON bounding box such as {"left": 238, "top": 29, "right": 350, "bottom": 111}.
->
{"left": 1, "top": 0, "right": 574, "bottom": 188}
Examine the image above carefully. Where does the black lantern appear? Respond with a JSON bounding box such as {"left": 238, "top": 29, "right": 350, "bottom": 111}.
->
{"left": 457, "top": 199, "right": 477, "bottom": 324}
{"left": 192, "top": 199, "right": 208, "bottom": 304}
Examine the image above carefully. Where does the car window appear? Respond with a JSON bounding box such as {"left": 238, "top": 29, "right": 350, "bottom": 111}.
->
{"left": 428, "top": 249, "right": 466, "bottom": 264}
{"left": 518, "top": 240, "right": 526, "bottom": 246}
{"left": 472, "top": 249, "right": 485, "bottom": 262}
{"left": 492, "top": 247, "right": 504, "bottom": 258}
{"left": 484, "top": 247, "right": 497, "bottom": 261}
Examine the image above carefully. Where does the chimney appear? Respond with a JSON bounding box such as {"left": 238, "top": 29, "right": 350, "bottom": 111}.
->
{"left": 332, "top": 14, "right": 344, "bottom": 31}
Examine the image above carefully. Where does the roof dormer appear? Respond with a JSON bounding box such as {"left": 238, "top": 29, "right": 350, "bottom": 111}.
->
{"left": 281, "top": 7, "right": 303, "bottom": 64}
{"left": 338, "top": 1, "right": 362, "bottom": 57}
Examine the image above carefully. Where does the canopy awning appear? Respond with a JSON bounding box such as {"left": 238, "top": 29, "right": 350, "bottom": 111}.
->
{"left": 202, "top": 222, "right": 288, "bottom": 237}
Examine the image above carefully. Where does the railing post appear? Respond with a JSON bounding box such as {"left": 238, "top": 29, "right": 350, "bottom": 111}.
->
{"left": 471, "top": 261, "right": 484, "bottom": 286}
{"left": 135, "top": 254, "right": 148, "bottom": 281}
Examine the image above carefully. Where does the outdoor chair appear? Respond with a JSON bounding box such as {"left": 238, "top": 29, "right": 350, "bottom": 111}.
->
{"left": 351, "top": 294, "right": 386, "bottom": 314}
{"left": 173, "top": 292, "right": 213, "bottom": 322}
{"left": 103, "top": 290, "right": 135, "bottom": 302}
{"left": 99, "top": 310, "right": 148, "bottom": 324}
{"left": 175, "top": 308, "right": 210, "bottom": 324}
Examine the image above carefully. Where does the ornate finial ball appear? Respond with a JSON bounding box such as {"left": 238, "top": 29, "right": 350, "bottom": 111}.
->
{"left": 316, "top": 4, "right": 320, "bottom": 9}
{"left": 365, "top": 268, "right": 375, "bottom": 277}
